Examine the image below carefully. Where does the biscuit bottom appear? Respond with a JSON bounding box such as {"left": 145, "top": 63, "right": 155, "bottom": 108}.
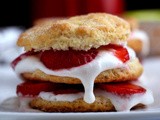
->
{"left": 30, "top": 97, "right": 145, "bottom": 112}
{"left": 30, "top": 97, "right": 115, "bottom": 112}
{"left": 21, "top": 58, "right": 143, "bottom": 84}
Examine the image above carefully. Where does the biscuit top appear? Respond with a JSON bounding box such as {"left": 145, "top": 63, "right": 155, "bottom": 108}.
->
{"left": 17, "top": 13, "right": 130, "bottom": 51}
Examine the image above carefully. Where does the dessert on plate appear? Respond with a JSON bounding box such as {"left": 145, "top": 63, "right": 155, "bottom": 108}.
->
{"left": 12, "top": 13, "right": 154, "bottom": 112}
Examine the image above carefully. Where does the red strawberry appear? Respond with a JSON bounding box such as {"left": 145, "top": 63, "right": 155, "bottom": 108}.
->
{"left": 11, "top": 50, "right": 38, "bottom": 69}
{"left": 98, "top": 83, "right": 146, "bottom": 97}
{"left": 53, "top": 84, "right": 84, "bottom": 95}
{"left": 16, "top": 82, "right": 83, "bottom": 97}
{"left": 16, "top": 81, "right": 55, "bottom": 97}
{"left": 101, "top": 44, "right": 129, "bottom": 63}
{"left": 40, "top": 49, "right": 98, "bottom": 70}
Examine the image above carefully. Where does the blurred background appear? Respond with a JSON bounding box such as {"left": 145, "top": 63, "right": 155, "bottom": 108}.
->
{"left": 0, "top": 0, "right": 160, "bottom": 28}
{"left": 0, "top": 0, "right": 160, "bottom": 63}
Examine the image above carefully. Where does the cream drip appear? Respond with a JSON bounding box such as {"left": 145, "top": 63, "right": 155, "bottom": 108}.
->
{"left": 15, "top": 47, "right": 136, "bottom": 104}
{"left": 95, "top": 88, "right": 153, "bottom": 111}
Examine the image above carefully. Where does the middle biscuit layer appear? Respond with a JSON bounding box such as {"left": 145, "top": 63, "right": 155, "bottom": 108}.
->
{"left": 21, "top": 58, "right": 142, "bottom": 84}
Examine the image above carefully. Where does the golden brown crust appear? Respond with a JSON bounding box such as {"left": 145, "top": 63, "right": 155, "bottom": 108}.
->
{"left": 30, "top": 97, "right": 115, "bottom": 112}
{"left": 17, "top": 13, "right": 130, "bottom": 51}
{"left": 21, "top": 58, "right": 143, "bottom": 84}
{"left": 127, "top": 38, "right": 143, "bottom": 53}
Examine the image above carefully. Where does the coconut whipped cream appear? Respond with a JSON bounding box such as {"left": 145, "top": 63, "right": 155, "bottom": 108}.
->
{"left": 95, "top": 89, "right": 153, "bottom": 111}
{"left": 39, "top": 92, "right": 84, "bottom": 102}
{"left": 15, "top": 47, "right": 136, "bottom": 104}
{"left": 129, "top": 30, "right": 149, "bottom": 56}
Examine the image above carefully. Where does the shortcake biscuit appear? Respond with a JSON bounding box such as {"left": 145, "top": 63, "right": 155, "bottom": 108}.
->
{"left": 17, "top": 13, "right": 130, "bottom": 51}
{"left": 21, "top": 58, "right": 143, "bottom": 84}
{"left": 30, "top": 97, "right": 115, "bottom": 112}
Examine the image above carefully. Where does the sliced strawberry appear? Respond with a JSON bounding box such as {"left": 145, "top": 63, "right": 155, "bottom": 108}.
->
{"left": 53, "top": 84, "right": 84, "bottom": 95}
{"left": 40, "top": 49, "right": 98, "bottom": 70}
{"left": 98, "top": 83, "right": 146, "bottom": 97}
{"left": 16, "top": 81, "right": 55, "bottom": 97}
{"left": 11, "top": 50, "right": 38, "bottom": 69}
{"left": 16, "top": 81, "right": 84, "bottom": 97}
{"left": 101, "top": 44, "right": 129, "bottom": 63}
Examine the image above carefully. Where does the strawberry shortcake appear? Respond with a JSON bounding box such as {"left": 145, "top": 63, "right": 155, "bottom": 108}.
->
{"left": 12, "top": 13, "right": 154, "bottom": 112}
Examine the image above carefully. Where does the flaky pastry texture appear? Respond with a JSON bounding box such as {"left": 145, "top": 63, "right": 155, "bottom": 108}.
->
{"left": 17, "top": 13, "right": 130, "bottom": 51}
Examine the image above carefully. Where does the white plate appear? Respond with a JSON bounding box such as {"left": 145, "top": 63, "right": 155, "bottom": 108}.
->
{"left": 0, "top": 57, "right": 160, "bottom": 120}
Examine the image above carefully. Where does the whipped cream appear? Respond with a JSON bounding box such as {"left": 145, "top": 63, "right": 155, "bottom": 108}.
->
{"left": 39, "top": 92, "right": 84, "bottom": 102}
{"left": 15, "top": 47, "right": 136, "bottom": 104}
{"left": 95, "top": 89, "right": 153, "bottom": 111}
{"left": 129, "top": 30, "right": 149, "bottom": 56}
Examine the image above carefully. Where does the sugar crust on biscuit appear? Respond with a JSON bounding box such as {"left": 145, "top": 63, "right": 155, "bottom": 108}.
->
{"left": 17, "top": 13, "right": 130, "bottom": 51}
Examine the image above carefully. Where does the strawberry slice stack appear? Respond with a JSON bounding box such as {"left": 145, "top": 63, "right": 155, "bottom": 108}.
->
{"left": 40, "top": 49, "right": 98, "bottom": 70}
